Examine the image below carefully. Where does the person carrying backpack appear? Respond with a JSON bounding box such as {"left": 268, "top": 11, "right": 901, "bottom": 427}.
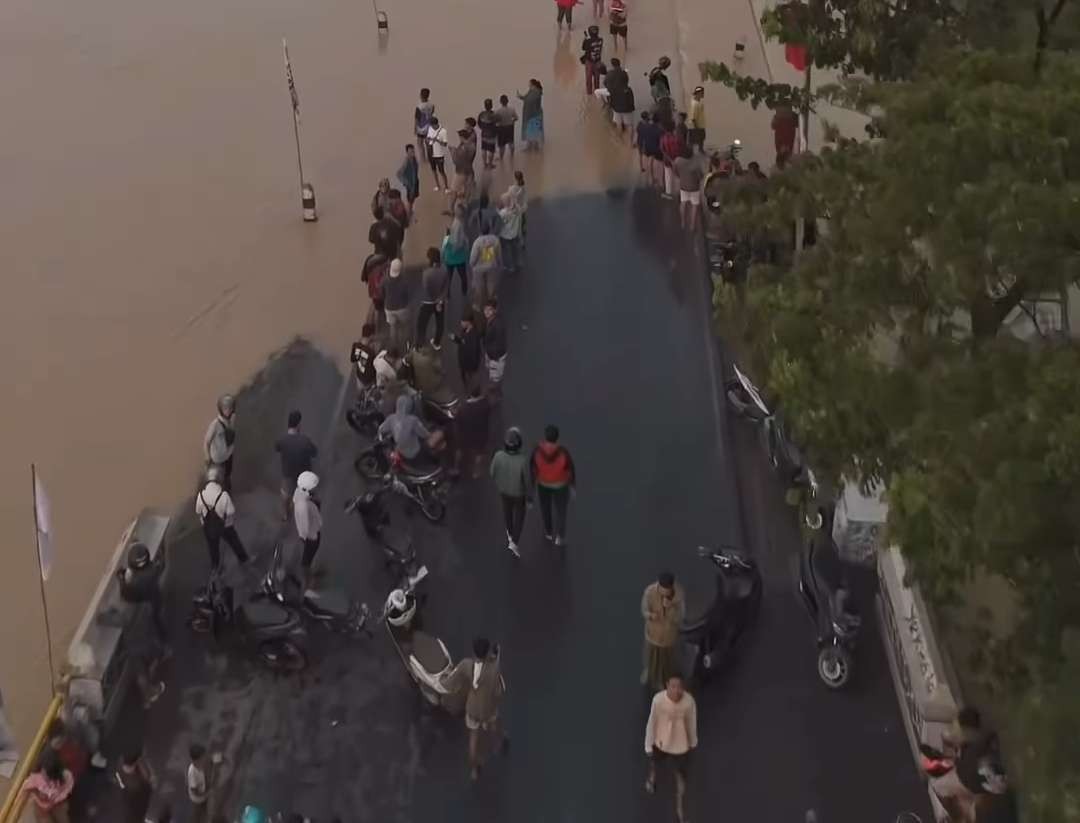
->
{"left": 195, "top": 466, "right": 250, "bottom": 572}
{"left": 530, "top": 424, "right": 577, "bottom": 547}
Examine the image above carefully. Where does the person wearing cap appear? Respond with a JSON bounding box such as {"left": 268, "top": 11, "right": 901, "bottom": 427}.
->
{"left": 293, "top": 471, "right": 323, "bottom": 573}
{"left": 383, "top": 258, "right": 411, "bottom": 351}
{"left": 117, "top": 544, "right": 169, "bottom": 707}
{"left": 581, "top": 25, "right": 604, "bottom": 95}
{"left": 195, "top": 467, "right": 250, "bottom": 571}
{"left": 203, "top": 394, "right": 237, "bottom": 489}
{"left": 688, "top": 86, "right": 706, "bottom": 149}
{"left": 489, "top": 427, "right": 532, "bottom": 557}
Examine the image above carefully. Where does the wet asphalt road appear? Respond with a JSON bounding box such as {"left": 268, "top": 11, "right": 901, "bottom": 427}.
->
{"left": 98, "top": 190, "right": 927, "bottom": 823}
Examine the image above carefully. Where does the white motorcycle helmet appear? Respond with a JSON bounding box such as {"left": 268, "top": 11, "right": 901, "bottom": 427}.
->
{"left": 296, "top": 471, "right": 319, "bottom": 493}
{"left": 385, "top": 588, "right": 416, "bottom": 627}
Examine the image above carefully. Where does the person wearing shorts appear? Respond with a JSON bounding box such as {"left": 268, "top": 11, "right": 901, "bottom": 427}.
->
{"left": 451, "top": 638, "right": 508, "bottom": 782}
{"left": 609, "top": 0, "right": 628, "bottom": 48}
{"left": 425, "top": 117, "right": 450, "bottom": 192}
{"left": 555, "top": 0, "right": 575, "bottom": 30}
{"left": 495, "top": 95, "right": 518, "bottom": 162}
{"left": 644, "top": 674, "right": 697, "bottom": 823}
{"left": 674, "top": 148, "right": 705, "bottom": 233}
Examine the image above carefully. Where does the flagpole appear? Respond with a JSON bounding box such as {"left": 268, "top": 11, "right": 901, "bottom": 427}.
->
{"left": 30, "top": 464, "right": 57, "bottom": 694}
{"left": 292, "top": 109, "right": 305, "bottom": 192}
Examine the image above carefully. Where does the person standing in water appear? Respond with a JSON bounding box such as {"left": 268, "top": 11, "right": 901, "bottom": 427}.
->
{"left": 609, "top": 0, "right": 628, "bottom": 49}
{"left": 495, "top": 95, "right": 518, "bottom": 163}
{"left": 581, "top": 26, "right": 604, "bottom": 95}
{"left": 414, "top": 88, "right": 435, "bottom": 164}
{"left": 518, "top": 80, "right": 545, "bottom": 150}
{"left": 477, "top": 99, "right": 499, "bottom": 170}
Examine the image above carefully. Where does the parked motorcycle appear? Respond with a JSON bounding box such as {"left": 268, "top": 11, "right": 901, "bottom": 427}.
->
{"left": 188, "top": 572, "right": 308, "bottom": 672}
{"left": 796, "top": 517, "right": 862, "bottom": 688}
{"left": 354, "top": 437, "right": 450, "bottom": 523}
{"left": 382, "top": 568, "right": 466, "bottom": 712}
{"left": 261, "top": 542, "right": 371, "bottom": 637}
{"left": 680, "top": 545, "right": 762, "bottom": 682}
{"left": 345, "top": 382, "right": 384, "bottom": 439}
{"left": 344, "top": 488, "right": 423, "bottom": 579}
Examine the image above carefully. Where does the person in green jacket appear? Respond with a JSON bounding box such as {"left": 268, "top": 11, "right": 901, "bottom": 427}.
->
{"left": 490, "top": 427, "right": 531, "bottom": 557}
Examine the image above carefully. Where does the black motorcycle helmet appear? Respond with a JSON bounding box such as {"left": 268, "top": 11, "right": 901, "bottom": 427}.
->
{"left": 127, "top": 541, "right": 150, "bottom": 570}
{"left": 588, "top": 24, "right": 600, "bottom": 35}
{"left": 503, "top": 426, "right": 523, "bottom": 453}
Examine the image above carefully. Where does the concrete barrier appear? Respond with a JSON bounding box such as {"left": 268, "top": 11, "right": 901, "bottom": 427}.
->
{"left": 65, "top": 509, "right": 171, "bottom": 733}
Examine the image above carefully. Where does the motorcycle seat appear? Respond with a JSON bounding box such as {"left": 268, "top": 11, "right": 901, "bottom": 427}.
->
{"left": 411, "top": 630, "right": 451, "bottom": 676}
{"left": 304, "top": 588, "right": 351, "bottom": 617}
{"left": 400, "top": 460, "right": 441, "bottom": 481}
{"left": 241, "top": 601, "right": 293, "bottom": 628}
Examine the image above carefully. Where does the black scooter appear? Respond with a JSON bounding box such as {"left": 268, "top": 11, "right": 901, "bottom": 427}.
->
{"left": 260, "top": 542, "right": 371, "bottom": 637}
{"left": 797, "top": 515, "right": 863, "bottom": 688}
{"left": 188, "top": 572, "right": 309, "bottom": 672}
{"left": 345, "top": 488, "right": 423, "bottom": 579}
{"left": 681, "top": 545, "right": 762, "bottom": 682}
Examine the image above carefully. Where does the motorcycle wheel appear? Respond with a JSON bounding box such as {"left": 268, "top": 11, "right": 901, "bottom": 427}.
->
{"left": 355, "top": 452, "right": 385, "bottom": 480}
{"left": 345, "top": 409, "right": 379, "bottom": 438}
{"left": 258, "top": 639, "right": 308, "bottom": 672}
{"left": 417, "top": 489, "right": 446, "bottom": 523}
{"left": 817, "top": 645, "right": 853, "bottom": 689}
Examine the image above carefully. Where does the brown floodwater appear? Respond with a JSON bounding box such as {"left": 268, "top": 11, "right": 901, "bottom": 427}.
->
{"left": 0, "top": 0, "right": 728, "bottom": 751}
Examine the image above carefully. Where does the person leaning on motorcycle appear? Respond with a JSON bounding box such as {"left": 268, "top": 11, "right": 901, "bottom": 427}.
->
{"left": 378, "top": 396, "right": 445, "bottom": 464}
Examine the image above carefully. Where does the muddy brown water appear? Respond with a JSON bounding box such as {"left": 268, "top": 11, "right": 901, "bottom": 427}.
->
{"left": 0, "top": 0, "right": 711, "bottom": 753}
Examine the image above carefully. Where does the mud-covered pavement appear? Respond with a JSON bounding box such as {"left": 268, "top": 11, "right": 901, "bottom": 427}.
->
{"left": 80, "top": 191, "right": 929, "bottom": 823}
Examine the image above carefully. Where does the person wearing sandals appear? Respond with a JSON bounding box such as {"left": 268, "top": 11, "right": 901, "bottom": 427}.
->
{"left": 644, "top": 674, "right": 698, "bottom": 823}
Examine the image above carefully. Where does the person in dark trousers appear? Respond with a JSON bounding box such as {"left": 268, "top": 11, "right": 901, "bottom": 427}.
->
{"left": 117, "top": 541, "right": 168, "bottom": 645}
{"left": 115, "top": 747, "right": 155, "bottom": 823}
{"left": 195, "top": 466, "right": 249, "bottom": 571}
{"left": 450, "top": 310, "right": 483, "bottom": 394}
{"left": 293, "top": 471, "right": 323, "bottom": 574}
{"left": 477, "top": 99, "right": 499, "bottom": 169}
{"left": 490, "top": 427, "right": 532, "bottom": 557}
{"left": 351, "top": 323, "right": 379, "bottom": 389}
{"left": 417, "top": 247, "right": 449, "bottom": 349}
{"left": 454, "top": 386, "right": 492, "bottom": 478}
{"left": 275, "top": 410, "right": 317, "bottom": 521}
{"left": 530, "top": 425, "right": 576, "bottom": 546}
{"left": 398, "top": 144, "right": 420, "bottom": 218}
{"left": 581, "top": 25, "right": 604, "bottom": 95}
{"left": 482, "top": 298, "right": 507, "bottom": 399}
{"left": 369, "top": 205, "right": 402, "bottom": 258}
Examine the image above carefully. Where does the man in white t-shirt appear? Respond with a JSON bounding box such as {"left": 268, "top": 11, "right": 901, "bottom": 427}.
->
{"left": 426, "top": 116, "right": 450, "bottom": 192}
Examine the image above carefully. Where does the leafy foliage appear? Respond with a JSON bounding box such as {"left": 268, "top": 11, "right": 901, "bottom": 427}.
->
{"left": 714, "top": 50, "right": 1080, "bottom": 681}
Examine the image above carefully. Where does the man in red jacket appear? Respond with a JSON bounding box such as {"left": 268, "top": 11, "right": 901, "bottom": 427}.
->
{"left": 530, "top": 424, "right": 577, "bottom": 547}
{"left": 555, "top": 0, "right": 576, "bottom": 31}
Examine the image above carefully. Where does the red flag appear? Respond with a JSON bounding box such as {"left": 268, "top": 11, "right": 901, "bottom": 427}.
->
{"left": 785, "top": 44, "right": 808, "bottom": 71}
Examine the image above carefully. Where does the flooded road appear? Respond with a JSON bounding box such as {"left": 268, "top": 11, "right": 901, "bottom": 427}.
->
{"left": 0, "top": 0, "right": 732, "bottom": 745}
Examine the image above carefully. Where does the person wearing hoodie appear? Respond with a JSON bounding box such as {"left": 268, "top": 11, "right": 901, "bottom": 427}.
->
{"left": 442, "top": 204, "right": 470, "bottom": 300}
{"left": 490, "top": 427, "right": 532, "bottom": 556}
{"left": 293, "top": 471, "right": 323, "bottom": 572}
{"left": 467, "top": 194, "right": 503, "bottom": 244}
{"left": 530, "top": 424, "right": 576, "bottom": 546}
{"left": 203, "top": 394, "right": 237, "bottom": 489}
{"left": 378, "top": 395, "right": 443, "bottom": 463}
{"left": 497, "top": 193, "right": 523, "bottom": 274}
{"left": 383, "top": 258, "right": 411, "bottom": 351}
{"left": 481, "top": 298, "right": 508, "bottom": 398}
{"left": 470, "top": 231, "right": 503, "bottom": 309}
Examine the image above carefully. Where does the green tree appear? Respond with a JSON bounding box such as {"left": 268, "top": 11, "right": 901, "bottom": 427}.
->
{"left": 713, "top": 49, "right": 1080, "bottom": 680}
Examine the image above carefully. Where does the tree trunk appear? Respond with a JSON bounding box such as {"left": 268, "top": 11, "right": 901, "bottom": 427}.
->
{"left": 1034, "top": 0, "right": 1070, "bottom": 76}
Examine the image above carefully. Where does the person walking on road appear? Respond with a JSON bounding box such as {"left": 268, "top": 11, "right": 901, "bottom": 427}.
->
{"left": 644, "top": 674, "right": 698, "bottom": 823}
{"left": 451, "top": 637, "right": 509, "bottom": 783}
{"left": 530, "top": 425, "right": 576, "bottom": 546}
{"left": 498, "top": 192, "right": 523, "bottom": 274}
{"left": 470, "top": 230, "right": 503, "bottom": 308}
{"left": 660, "top": 122, "right": 685, "bottom": 200}
{"left": 293, "top": 471, "right": 323, "bottom": 576}
{"left": 416, "top": 247, "right": 448, "bottom": 349}
{"left": 581, "top": 25, "right": 604, "bottom": 95}
{"left": 519, "top": 80, "right": 545, "bottom": 150}
{"left": 641, "top": 571, "right": 685, "bottom": 689}
{"left": 383, "top": 258, "right": 411, "bottom": 352}
{"left": 481, "top": 298, "right": 508, "bottom": 399}
{"left": 443, "top": 204, "right": 470, "bottom": 300}
{"left": 674, "top": 147, "right": 705, "bottom": 232}
{"left": 196, "top": 467, "right": 250, "bottom": 571}
{"left": 495, "top": 95, "right": 518, "bottom": 163}
{"left": 275, "top": 410, "right": 317, "bottom": 521}
{"left": 450, "top": 310, "right": 483, "bottom": 394}
{"left": 490, "top": 427, "right": 531, "bottom": 557}
{"left": 203, "top": 394, "right": 237, "bottom": 489}
{"left": 555, "top": 0, "right": 575, "bottom": 30}
{"left": 426, "top": 116, "right": 450, "bottom": 192}
{"left": 414, "top": 88, "right": 436, "bottom": 164}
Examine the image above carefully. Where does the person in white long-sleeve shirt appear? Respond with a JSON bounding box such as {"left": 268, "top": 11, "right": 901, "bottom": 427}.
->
{"left": 293, "top": 471, "right": 323, "bottom": 572}
{"left": 644, "top": 674, "right": 697, "bottom": 823}
{"left": 195, "top": 466, "right": 249, "bottom": 571}
{"left": 203, "top": 393, "right": 237, "bottom": 489}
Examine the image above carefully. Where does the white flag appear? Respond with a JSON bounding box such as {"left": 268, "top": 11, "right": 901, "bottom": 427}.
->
{"left": 34, "top": 470, "right": 54, "bottom": 581}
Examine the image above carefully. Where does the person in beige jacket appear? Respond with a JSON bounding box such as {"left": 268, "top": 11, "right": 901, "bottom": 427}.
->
{"left": 450, "top": 637, "right": 508, "bottom": 782}
{"left": 641, "top": 571, "right": 685, "bottom": 690}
